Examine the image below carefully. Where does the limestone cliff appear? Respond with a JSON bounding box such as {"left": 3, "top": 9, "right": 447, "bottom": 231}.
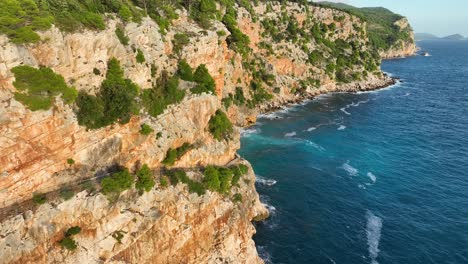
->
{"left": 0, "top": 1, "right": 412, "bottom": 263}
{"left": 380, "top": 18, "right": 417, "bottom": 59}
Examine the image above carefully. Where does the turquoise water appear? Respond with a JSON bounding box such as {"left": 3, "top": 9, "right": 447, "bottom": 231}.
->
{"left": 239, "top": 40, "right": 468, "bottom": 264}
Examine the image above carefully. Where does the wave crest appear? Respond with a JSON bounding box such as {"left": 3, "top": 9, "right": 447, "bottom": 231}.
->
{"left": 366, "top": 211, "right": 383, "bottom": 264}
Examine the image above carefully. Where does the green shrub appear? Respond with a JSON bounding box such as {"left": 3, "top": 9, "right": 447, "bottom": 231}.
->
{"left": 115, "top": 27, "right": 129, "bottom": 45}
{"left": 60, "top": 189, "right": 74, "bottom": 201}
{"left": 119, "top": 6, "right": 132, "bottom": 22}
{"left": 160, "top": 176, "right": 169, "bottom": 188}
{"left": 218, "top": 167, "right": 233, "bottom": 193}
{"left": 112, "top": 231, "right": 125, "bottom": 243}
{"left": 191, "top": 64, "right": 216, "bottom": 94}
{"left": 140, "top": 124, "right": 154, "bottom": 135}
{"left": 203, "top": 166, "right": 221, "bottom": 191}
{"left": 67, "top": 158, "right": 75, "bottom": 165}
{"left": 77, "top": 58, "right": 139, "bottom": 129}
{"left": 162, "top": 148, "right": 177, "bottom": 166}
{"left": 0, "top": 0, "right": 53, "bottom": 43}
{"left": 93, "top": 68, "right": 101, "bottom": 75}
{"left": 177, "top": 60, "right": 194, "bottom": 81}
{"left": 135, "top": 164, "right": 155, "bottom": 193}
{"left": 101, "top": 169, "right": 134, "bottom": 195}
{"left": 75, "top": 92, "right": 105, "bottom": 129}
{"left": 222, "top": 6, "right": 251, "bottom": 57}
{"left": 59, "top": 237, "right": 77, "bottom": 251}
{"left": 187, "top": 181, "right": 206, "bottom": 195}
{"left": 142, "top": 72, "right": 185, "bottom": 118}
{"left": 136, "top": 49, "right": 145, "bottom": 63}
{"left": 65, "top": 226, "right": 81, "bottom": 237}
{"left": 208, "top": 110, "right": 233, "bottom": 141}
{"left": 12, "top": 66, "right": 77, "bottom": 111}
{"left": 172, "top": 33, "right": 190, "bottom": 55}
{"left": 162, "top": 143, "right": 193, "bottom": 166}
{"left": 32, "top": 193, "right": 47, "bottom": 205}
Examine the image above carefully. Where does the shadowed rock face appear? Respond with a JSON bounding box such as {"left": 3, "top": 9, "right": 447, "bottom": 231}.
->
{"left": 0, "top": 2, "right": 412, "bottom": 263}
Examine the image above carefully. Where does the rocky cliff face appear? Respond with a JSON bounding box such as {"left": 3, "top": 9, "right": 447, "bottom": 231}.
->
{"left": 380, "top": 18, "right": 417, "bottom": 59}
{"left": 0, "top": 2, "right": 411, "bottom": 263}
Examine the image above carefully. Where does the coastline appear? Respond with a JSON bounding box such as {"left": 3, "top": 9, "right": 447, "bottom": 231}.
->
{"left": 254, "top": 74, "right": 397, "bottom": 119}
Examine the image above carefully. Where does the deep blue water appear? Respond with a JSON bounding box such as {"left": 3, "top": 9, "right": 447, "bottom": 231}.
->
{"left": 239, "top": 40, "right": 468, "bottom": 264}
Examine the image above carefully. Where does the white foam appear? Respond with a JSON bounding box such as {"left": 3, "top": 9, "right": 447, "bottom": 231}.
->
{"left": 356, "top": 79, "right": 402, "bottom": 94}
{"left": 305, "top": 140, "right": 326, "bottom": 151}
{"left": 340, "top": 107, "right": 351, "bottom": 115}
{"left": 307, "top": 127, "right": 317, "bottom": 132}
{"left": 358, "top": 184, "right": 366, "bottom": 189}
{"left": 337, "top": 125, "right": 346, "bottom": 131}
{"left": 366, "top": 211, "right": 383, "bottom": 264}
{"left": 351, "top": 99, "right": 370, "bottom": 107}
{"left": 342, "top": 161, "right": 358, "bottom": 176}
{"left": 256, "top": 176, "right": 277, "bottom": 186}
{"left": 284, "top": 131, "right": 297, "bottom": 137}
{"left": 240, "top": 127, "right": 259, "bottom": 137}
{"left": 367, "top": 172, "right": 377, "bottom": 184}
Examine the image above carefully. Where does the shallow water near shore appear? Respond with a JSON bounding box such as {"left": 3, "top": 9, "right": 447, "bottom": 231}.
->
{"left": 239, "top": 40, "right": 468, "bottom": 264}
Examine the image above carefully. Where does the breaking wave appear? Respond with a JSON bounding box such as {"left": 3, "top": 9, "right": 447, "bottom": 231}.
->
{"left": 337, "top": 125, "right": 346, "bottom": 130}
{"left": 341, "top": 161, "right": 358, "bottom": 176}
{"left": 366, "top": 211, "right": 383, "bottom": 264}
{"left": 284, "top": 131, "right": 297, "bottom": 137}
{"left": 256, "top": 176, "right": 277, "bottom": 186}
{"left": 367, "top": 172, "right": 377, "bottom": 184}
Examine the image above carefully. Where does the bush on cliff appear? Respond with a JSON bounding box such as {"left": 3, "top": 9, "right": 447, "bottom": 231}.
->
{"left": 191, "top": 64, "right": 216, "bottom": 95}
{"left": 135, "top": 164, "right": 155, "bottom": 194}
{"left": 59, "top": 237, "right": 77, "bottom": 251}
{"left": 142, "top": 71, "right": 186, "bottom": 117}
{"left": 208, "top": 110, "right": 233, "bottom": 141}
{"left": 11, "top": 66, "right": 77, "bottom": 111}
{"left": 162, "top": 143, "right": 193, "bottom": 166}
{"left": 177, "top": 60, "right": 194, "bottom": 81}
{"left": 77, "top": 58, "right": 139, "bottom": 129}
{"left": 101, "top": 169, "right": 134, "bottom": 196}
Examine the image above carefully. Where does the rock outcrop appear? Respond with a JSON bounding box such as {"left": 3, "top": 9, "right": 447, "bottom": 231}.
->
{"left": 380, "top": 18, "right": 417, "bottom": 59}
{"left": 0, "top": 2, "right": 414, "bottom": 263}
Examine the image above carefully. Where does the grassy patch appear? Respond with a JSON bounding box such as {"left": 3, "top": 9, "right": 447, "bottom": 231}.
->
{"left": 12, "top": 66, "right": 77, "bottom": 111}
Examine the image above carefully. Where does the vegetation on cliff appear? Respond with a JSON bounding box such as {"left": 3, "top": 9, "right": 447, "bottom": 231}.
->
{"left": 208, "top": 110, "right": 233, "bottom": 141}
{"left": 76, "top": 58, "right": 139, "bottom": 129}
{"left": 317, "top": 2, "right": 412, "bottom": 51}
{"left": 11, "top": 66, "right": 77, "bottom": 111}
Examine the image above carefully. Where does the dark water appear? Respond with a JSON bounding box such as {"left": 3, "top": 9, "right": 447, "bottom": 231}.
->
{"left": 239, "top": 40, "right": 468, "bottom": 264}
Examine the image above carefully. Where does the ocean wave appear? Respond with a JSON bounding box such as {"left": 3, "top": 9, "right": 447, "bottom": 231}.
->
{"left": 358, "top": 184, "right": 367, "bottom": 189}
{"left": 367, "top": 172, "right": 377, "bottom": 184}
{"left": 240, "top": 127, "right": 260, "bottom": 137}
{"left": 256, "top": 176, "right": 277, "bottom": 186}
{"left": 259, "top": 112, "right": 284, "bottom": 120}
{"left": 341, "top": 161, "right": 358, "bottom": 176}
{"left": 306, "top": 127, "right": 317, "bottom": 132}
{"left": 304, "top": 140, "right": 326, "bottom": 151}
{"left": 340, "top": 107, "right": 351, "bottom": 115}
{"left": 366, "top": 211, "right": 383, "bottom": 264}
{"left": 337, "top": 125, "right": 346, "bottom": 131}
{"left": 351, "top": 99, "right": 370, "bottom": 107}
{"left": 284, "top": 131, "right": 297, "bottom": 137}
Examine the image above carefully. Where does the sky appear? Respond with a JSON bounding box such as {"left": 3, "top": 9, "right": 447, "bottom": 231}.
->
{"left": 319, "top": 0, "right": 468, "bottom": 37}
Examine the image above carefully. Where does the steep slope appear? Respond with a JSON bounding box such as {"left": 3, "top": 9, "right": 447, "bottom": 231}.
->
{"left": 318, "top": 2, "right": 417, "bottom": 58}
{"left": 0, "top": 1, "right": 413, "bottom": 263}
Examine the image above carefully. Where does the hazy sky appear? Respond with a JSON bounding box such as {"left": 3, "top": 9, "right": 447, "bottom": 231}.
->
{"left": 320, "top": 0, "right": 468, "bottom": 37}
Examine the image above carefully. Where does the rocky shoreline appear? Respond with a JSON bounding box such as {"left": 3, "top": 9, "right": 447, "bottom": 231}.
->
{"left": 256, "top": 75, "right": 397, "bottom": 118}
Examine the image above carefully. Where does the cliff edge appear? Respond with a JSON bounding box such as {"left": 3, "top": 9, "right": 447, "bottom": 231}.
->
{"left": 0, "top": 1, "right": 413, "bottom": 263}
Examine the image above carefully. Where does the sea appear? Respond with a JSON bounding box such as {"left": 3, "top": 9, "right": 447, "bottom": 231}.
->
{"left": 239, "top": 40, "right": 468, "bottom": 264}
